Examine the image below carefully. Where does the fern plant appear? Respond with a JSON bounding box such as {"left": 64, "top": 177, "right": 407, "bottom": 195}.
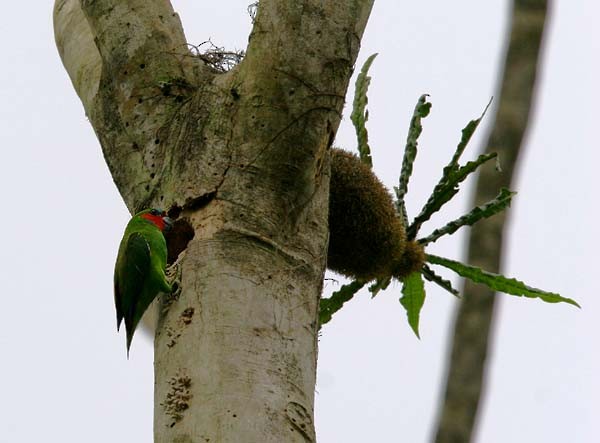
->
{"left": 320, "top": 54, "right": 579, "bottom": 337}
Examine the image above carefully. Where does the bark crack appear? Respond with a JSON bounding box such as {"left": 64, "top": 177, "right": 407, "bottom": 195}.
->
{"left": 285, "top": 401, "right": 315, "bottom": 442}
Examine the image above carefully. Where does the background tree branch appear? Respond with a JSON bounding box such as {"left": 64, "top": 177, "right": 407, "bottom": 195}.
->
{"left": 433, "top": 1, "right": 550, "bottom": 442}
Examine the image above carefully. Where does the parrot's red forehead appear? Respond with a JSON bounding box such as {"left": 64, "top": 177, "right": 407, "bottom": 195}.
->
{"left": 141, "top": 212, "right": 167, "bottom": 231}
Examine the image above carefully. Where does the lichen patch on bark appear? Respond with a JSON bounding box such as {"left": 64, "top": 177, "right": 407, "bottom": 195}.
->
{"left": 164, "top": 307, "right": 195, "bottom": 348}
{"left": 161, "top": 370, "right": 193, "bottom": 427}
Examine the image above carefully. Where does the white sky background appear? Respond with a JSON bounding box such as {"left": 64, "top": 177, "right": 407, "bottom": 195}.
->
{"left": 1, "top": 1, "right": 598, "bottom": 442}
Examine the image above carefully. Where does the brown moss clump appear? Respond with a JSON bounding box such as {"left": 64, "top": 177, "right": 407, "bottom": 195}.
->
{"left": 391, "top": 240, "right": 425, "bottom": 280}
{"left": 328, "top": 148, "right": 408, "bottom": 280}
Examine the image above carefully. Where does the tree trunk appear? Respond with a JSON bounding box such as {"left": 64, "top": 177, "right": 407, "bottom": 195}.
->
{"left": 54, "top": 1, "right": 373, "bottom": 441}
{"left": 432, "top": 1, "right": 550, "bottom": 442}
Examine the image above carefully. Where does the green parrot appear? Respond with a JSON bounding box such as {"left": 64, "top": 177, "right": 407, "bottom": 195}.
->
{"left": 114, "top": 208, "right": 173, "bottom": 353}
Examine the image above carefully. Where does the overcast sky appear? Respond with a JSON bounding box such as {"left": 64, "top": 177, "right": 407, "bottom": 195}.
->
{"left": 1, "top": 1, "right": 598, "bottom": 442}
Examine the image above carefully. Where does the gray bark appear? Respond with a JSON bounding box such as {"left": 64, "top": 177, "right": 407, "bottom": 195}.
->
{"left": 54, "top": 0, "right": 374, "bottom": 441}
{"left": 432, "top": 1, "right": 550, "bottom": 442}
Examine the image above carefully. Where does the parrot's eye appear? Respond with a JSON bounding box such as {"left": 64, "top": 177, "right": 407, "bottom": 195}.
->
{"left": 150, "top": 209, "right": 160, "bottom": 216}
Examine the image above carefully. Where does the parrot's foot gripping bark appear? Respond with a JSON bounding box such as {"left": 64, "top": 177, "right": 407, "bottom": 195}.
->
{"left": 166, "top": 263, "right": 182, "bottom": 296}
{"left": 163, "top": 252, "right": 185, "bottom": 312}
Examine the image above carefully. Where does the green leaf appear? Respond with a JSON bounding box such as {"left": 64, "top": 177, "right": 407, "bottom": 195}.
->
{"left": 319, "top": 280, "right": 366, "bottom": 326}
{"left": 394, "top": 187, "right": 409, "bottom": 227}
{"left": 422, "top": 265, "right": 460, "bottom": 297}
{"left": 406, "top": 100, "right": 492, "bottom": 239}
{"left": 400, "top": 272, "right": 426, "bottom": 338}
{"left": 446, "top": 98, "right": 492, "bottom": 171}
{"left": 450, "top": 152, "right": 498, "bottom": 185}
{"left": 426, "top": 254, "right": 580, "bottom": 307}
{"left": 369, "top": 276, "right": 392, "bottom": 298}
{"left": 408, "top": 152, "right": 498, "bottom": 239}
{"left": 396, "top": 94, "right": 432, "bottom": 204}
{"left": 350, "top": 53, "right": 378, "bottom": 168}
{"left": 419, "top": 188, "right": 515, "bottom": 245}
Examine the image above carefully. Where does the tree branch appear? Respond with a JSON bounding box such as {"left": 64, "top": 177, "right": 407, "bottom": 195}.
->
{"left": 53, "top": 0, "right": 101, "bottom": 114}
{"left": 432, "top": 1, "right": 550, "bottom": 442}
{"left": 224, "top": 0, "right": 375, "bottom": 223}
{"left": 54, "top": 0, "right": 219, "bottom": 211}
{"left": 54, "top": 1, "right": 375, "bottom": 441}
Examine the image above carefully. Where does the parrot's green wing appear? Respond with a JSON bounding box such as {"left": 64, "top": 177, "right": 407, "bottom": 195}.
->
{"left": 114, "top": 232, "right": 151, "bottom": 334}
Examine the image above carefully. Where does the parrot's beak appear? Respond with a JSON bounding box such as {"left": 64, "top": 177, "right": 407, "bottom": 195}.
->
{"left": 163, "top": 216, "right": 173, "bottom": 232}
